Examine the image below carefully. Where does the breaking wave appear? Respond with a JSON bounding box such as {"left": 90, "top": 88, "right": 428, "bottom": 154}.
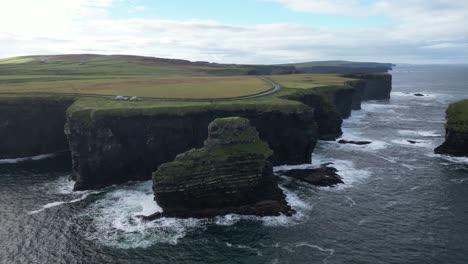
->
{"left": 0, "top": 153, "right": 56, "bottom": 164}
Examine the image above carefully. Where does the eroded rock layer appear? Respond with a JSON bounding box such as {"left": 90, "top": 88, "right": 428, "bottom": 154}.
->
{"left": 151, "top": 117, "right": 292, "bottom": 218}
{"left": 65, "top": 109, "right": 317, "bottom": 191}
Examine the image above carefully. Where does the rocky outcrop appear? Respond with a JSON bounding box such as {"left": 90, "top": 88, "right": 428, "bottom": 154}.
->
{"left": 435, "top": 99, "right": 468, "bottom": 157}
{"left": 65, "top": 108, "right": 317, "bottom": 190}
{"left": 338, "top": 139, "right": 372, "bottom": 145}
{"left": 0, "top": 96, "right": 74, "bottom": 159}
{"left": 149, "top": 117, "right": 292, "bottom": 219}
{"left": 275, "top": 165, "right": 343, "bottom": 187}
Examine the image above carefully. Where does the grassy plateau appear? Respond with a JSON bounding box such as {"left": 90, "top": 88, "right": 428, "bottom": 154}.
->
{"left": 0, "top": 54, "right": 386, "bottom": 117}
{"left": 446, "top": 99, "right": 468, "bottom": 132}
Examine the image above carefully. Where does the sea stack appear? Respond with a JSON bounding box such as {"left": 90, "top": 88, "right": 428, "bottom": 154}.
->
{"left": 150, "top": 117, "right": 292, "bottom": 219}
{"left": 435, "top": 99, "right": 468, "bottom": 157}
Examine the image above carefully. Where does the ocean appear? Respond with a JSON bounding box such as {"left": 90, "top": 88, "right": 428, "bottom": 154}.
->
{"left": 1, "top": 65, "right": 468, "bottom": 264}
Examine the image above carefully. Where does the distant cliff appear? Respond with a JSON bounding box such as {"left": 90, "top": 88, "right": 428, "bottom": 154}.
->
{"left": 435, "top": 99, "right": 468, "bottom": 157}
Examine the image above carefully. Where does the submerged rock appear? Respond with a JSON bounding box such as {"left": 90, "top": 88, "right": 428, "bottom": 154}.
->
{"left": 275, "top": 165, "right": 343, "bottom": 187}
{"left": 435, "top": 99, "right": 468, "bottom": 157}
{"left": 148, "top": 117, "right": 293, "bottom": 219}
{"left": 338, "top": 139, "right": 372, "bottom": 145}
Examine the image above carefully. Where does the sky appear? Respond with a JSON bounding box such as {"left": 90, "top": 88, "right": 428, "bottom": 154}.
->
{"left": 1, "top": 0, "right": 468, "bottom": 64}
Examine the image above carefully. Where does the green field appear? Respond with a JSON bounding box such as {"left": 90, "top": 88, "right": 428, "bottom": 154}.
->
{"left": 0, "top": 54, "right": 358, "bottom": 101}
{"left": 269, "top": 74, "right": 354, "bottom": 89}
{"left": 0, "top": 76, "right": 271, "bottom": 99}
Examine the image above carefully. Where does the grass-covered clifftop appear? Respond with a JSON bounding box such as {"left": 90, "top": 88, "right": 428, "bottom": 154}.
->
{"left": 0, "top": 54, "right": 390, "bottom": 135}
{"left": 435, "top": 99, "right": 468, "bottom": 157}
{"left": 445, "top": 99, "right": 468, "bottom": 133}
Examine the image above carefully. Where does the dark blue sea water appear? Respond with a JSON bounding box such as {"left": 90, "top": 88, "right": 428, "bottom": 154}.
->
{"left": 1, "top": 65, "right": 468, "bottom": 264}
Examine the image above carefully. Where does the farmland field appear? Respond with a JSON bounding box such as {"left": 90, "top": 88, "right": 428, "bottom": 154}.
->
{"left": 269, "top": 73, "right": 354, "bottom": 89}
{"left": 0, "top": 76, "right": 272, "bottom": 99}
{"left": 0, "top": 55, "right": 360, "bottom": 100}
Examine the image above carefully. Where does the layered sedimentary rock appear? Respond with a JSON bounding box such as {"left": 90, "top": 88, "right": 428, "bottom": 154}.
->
{"left": 150, "top": 117, "right": 292, "bottom": 218}
{"left": 345, "top": 73, "right": 393, "bottom": 101}
{"left": 0, "top": 97, "right": 74, "bottom": 159}
{"left": 435, "top": 99, "right": 468, "bottom": 157}
{"left": 280, "top": 86, "right": 346, "bottom": 140}
{"left": 65, "top": 108, "right": 317, "bottom": 190}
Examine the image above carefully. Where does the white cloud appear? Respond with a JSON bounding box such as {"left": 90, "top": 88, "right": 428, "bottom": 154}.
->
{"left": 0, "top": 0, "right": 468, "bottom": 63}
{"left": 271, "top": 0, "right": 369, "bottom": 16}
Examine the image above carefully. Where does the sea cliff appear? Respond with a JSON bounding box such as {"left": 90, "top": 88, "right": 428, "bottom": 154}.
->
{"left": 0, "top": 73, "right": 392, "bottom": 190}
{"left": 0, "top": 96, "right": 74, "bottom": 159}
{"left": 435, "top": 99, "right": 468, "bottom": 157}
{"left": 65, "top": 105, "right": 317, "bottom": 190}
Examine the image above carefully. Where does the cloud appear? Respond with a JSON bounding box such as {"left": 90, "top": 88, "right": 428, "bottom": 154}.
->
{"left": 271, "top": 0, "right": 370, "bottom": 16}
{"left": 1, "top": 0, "right": 468, "bottom": 63}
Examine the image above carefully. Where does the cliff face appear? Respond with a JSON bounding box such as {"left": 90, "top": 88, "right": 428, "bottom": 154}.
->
{"left": 0, "top": 73, "right": 392, "bottom": 190}
{"left": 345, "top": 73, "right": 393, "bottom": 100}
{"left": 151, "top": 117, "right": 292, "bottom": 218}
{"left": 280, "top": 86, "right": 354, "bottom": 140}
{"left": 435, "top": 99, "right": 468, "bottom": 157}
{"left": 65, "top": 108, "right": 317, "bottom": 190}
{"left": 0, "top": 97, "right": 74, "bottom": 159}
{"left": 347, "top": 80, "right": 366, "bottom": 110}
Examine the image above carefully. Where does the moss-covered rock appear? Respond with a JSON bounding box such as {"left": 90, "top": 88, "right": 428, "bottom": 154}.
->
{"left": 435, "top": 99, "right": 468, "bottom": 157}
{"left": 150, "top": 117, "right": 292, "bottom": 218}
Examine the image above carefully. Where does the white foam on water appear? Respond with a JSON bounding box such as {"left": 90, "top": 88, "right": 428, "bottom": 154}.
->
{"left": 282, "top": 242, "right": 335, "bottom": 263}
{"left": 225, "top": 242, "right": 263, "bottom": 256}
{"left": 451, "top": 178, "right": 468, "bottom": 184}
{"left": 361, "top": 103, "right": 409, "bottom": 112}
{"left": 82, "top": 181, "right": 196, "bottom": 249}
{"left": 345, "top": 196, "right": 356, "bottom": 207}
{"left": 311, "top": 156, "right": 372, "bottom": 189}
{"left": 401, "top": 163, "right": 425, "bottom": 171}
{"left": 28, "top": 190, "right": 100, "bottom": 215}
{"left": 326, "top": 128, "right": 389, "bottom": 152}
{"left": 0, "top": 153, "right": 55, "bottom": 164}
{"left": 213, "top": 182, "right": 315, "bottom": 227}
{"left": 43, "top": 176, "right": 75, "bottom": 194}
{"left": 346, "top": 109, "right": 369, "bottom": 125}
{"left": 391, "top": 92, "right": 439, "bottom": 99}
{"left": 391, "top": 139, "right": 435, "bottom": 148}
{"left": 397, "top": 130, "right": 442, "bottom": 138}
{"left": 383, "top": 201, "right": 399, "bottom": 209}
{"left": 83, "top": 178, "right": 318, "bottom": 248}
{"left": 370, "top": 154, "right": 398, "bottom": 164}
{"left": 428, "top": 153, "right": 468, "bottom": 165}
{"left": 28, "top": 201, "right": 67, "bottom": 214}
